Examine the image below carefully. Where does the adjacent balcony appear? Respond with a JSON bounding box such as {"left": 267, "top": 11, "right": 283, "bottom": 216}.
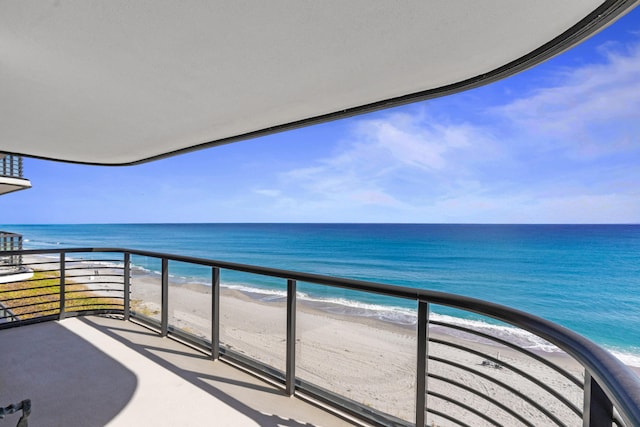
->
{"left": 0, "top": 232, "right": 32, "bottom": 285}
{"left": 0, "top": 154, "right": 32, "bottom": 196}
{"left": 1, "top": 248, "right": 639, "bottom": 427}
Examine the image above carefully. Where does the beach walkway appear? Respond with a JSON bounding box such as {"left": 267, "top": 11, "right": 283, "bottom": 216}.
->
{"left": 0, "top": 316, "right": 357, "bottom": 426}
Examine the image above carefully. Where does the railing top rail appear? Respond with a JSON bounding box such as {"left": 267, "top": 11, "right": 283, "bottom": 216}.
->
{"left": 8, "top": 246, "right": 640, "bottom": 426}
{"left": 0, "top": 232, "right": 23, "bottom": 238}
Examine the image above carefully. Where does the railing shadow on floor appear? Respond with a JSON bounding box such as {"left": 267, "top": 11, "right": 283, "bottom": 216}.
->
{"left": 79, "top": 316, "right": 348, "bottom": 427}
{"left": 0, "top": 321, "right": 137, "bottom": 426}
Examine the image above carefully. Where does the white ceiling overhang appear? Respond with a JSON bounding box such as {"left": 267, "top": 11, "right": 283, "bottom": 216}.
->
{"left": 1, "top": 1, "right": 638, "bottom": 165}
{"left": 0, "top": 177, "right": 32, "bottom": 196}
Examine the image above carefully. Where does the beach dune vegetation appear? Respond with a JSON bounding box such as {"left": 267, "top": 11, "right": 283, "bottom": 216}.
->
{"left": 0, "top": 271, "right": 123, "bottom": 320}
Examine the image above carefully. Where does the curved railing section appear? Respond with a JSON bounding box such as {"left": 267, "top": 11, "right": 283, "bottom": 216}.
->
{"left": 1, "top": 231, "right": 25, "bottom": 272}
{"left": 0, "top": 248, "right": 638, "bottom": 427}
{"left": 0, "top": 251, "right": 125, "bottom": 324}
{"left": 0, "top": 154, "right": 24, "bottom": 179}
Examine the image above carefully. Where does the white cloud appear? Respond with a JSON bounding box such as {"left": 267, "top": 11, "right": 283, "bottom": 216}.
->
{"left": 275, "top": 109, "right": 498, "bottom": 210}
{"left": 358, "top": 192, "right": 640, "bottom": 224}
{"left": 350, "top": 190, "right": 407, "bottom": 208}
{"left": 242, "top": 40, "right": 640, "bottom": 223}
{"left": 498, "top": 41, "right": 640, "bottom": 160}
{"left": 352, "top": 111, "right": 493, "bottom": 173}
{"left": 254, "top": 188, "right": 281, "bottom": 197}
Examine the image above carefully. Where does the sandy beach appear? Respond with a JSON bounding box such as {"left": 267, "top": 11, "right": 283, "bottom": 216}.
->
{"left": 17, "top": 255, "right": 634, "bottom": 426}
{"left": 128, "top": 271, "right": 589, "bottom": 426}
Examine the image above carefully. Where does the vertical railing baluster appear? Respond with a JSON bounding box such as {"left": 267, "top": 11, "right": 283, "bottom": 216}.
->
{"left": 123, "top": 252, "right": 130, "bottom": 321}
{"left": 161, "top": 258, "right": 168, "bottom": 337}
{"left": 211, "top": 267, "right": 220, "bottom": 360}
{"left": 583, "top": 370, "right": 613, "bottom": 427}
{"left": 286, "top": 279, "right": 297, "bottom": 396}
{"left": 17, "top": 234, "right": 23, "bottom": 266}
{"left": 416, "top": 300, "right": 429, "bottom": 427}
{"left": 59, "top": 253, "right": 66, "bottom": 320}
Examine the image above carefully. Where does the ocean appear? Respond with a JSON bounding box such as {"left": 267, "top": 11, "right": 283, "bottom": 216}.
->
{"left": 5, "top": 223, "right": 640, "bottom": 365}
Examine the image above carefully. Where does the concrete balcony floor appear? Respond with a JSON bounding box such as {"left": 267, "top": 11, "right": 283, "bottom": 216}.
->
{"left": 0, "top": 316, "right": 359, "bottom": 426}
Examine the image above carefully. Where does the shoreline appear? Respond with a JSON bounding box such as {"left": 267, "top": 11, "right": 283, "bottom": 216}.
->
{"left": 130, "top": 273, "right": 589, "bottom": 424}
{"left": 21, "top": 254, "right": 640, "bottom": 370}
{"left": 129, "top": 270, "right": 640, "bottom": 381}
{"left": 140, "top": 270, "right": 640, "bottom": 369}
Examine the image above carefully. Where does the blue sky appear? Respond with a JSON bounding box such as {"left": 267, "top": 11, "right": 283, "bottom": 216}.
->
{"left": 2, "top": 9, "right": 640, "bottom": 224}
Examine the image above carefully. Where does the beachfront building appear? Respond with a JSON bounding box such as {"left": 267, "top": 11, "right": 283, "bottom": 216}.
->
{"left": 0, "top": 231, "right": 27, "bottom": 279}
{"left": 1, "top": 2, "right": 639, "bottom": 426}
{"left": 0, "top": 154, "right": 33, "bottom": 286}
{"left": 0, "top": 154, "right": 31, "bottom": 197}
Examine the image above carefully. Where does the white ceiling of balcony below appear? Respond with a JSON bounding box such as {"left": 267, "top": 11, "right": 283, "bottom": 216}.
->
{"left": 1, "top": 1, "right": 638, "bottom": 165}
{"left": 0, "top": 176, "right": 32, "bottom": 197}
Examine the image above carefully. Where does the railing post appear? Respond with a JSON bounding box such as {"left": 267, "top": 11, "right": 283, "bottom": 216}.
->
{"left": 160, "top": 258, "right": 168, "bottom": 337}
{"left": 286, "top": 279, "right": 297, "bottom": 396}
{"left": 123, "top": 253, "right": 130, "bottom": 321}
{"left": 583, "top": 370, "right": 613, "bottom": 427}
{"left": 211, "top": 267, "right": 220, "bottom": 360}
{"left": 59, "top": 253, "right": 66, "bottom": 320}
{"left": 416, "top": 300, "right": 429, "bottom": 427}
{"left": 17, "top": 234, "right": 23, "bottom": 266}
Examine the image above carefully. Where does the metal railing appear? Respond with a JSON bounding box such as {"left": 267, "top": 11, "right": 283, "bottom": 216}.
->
{"left": 0, "top": 399, "right": 31, "bottom": 427}
{"left": 0, "top": 250, "right": 125, "bottom": 324}
{"left": 1, "top": 247, "right": 639, "bottom": 427}
{"left": 0, "top": 154, "right": 24, "bottom": 179}
{"left": 1, "top": 232, "right": 24, "bottom": 268}
{"left": 0, "top": 302, "right": 18, "bottom": 323}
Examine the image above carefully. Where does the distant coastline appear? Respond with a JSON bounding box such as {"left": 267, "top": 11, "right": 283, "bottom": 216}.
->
{"left": 7, "top": 223, "right": 640, "bottom": 365}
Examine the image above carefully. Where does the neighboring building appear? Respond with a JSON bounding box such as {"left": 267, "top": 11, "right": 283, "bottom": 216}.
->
{"left": 0, "top": 154, "right": 31, "bottom": 196}
{"left": 0, "top": 230, "right": 32, "bottom": 284}
{"left": 0, "top": 154, "right": 33, "bottom": 284}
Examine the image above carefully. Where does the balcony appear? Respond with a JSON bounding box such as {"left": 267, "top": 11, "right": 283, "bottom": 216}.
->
{"left": 1, "top": 248, "right": 639, "bottom": 427}
{"left": 0, "top": 154, "right": 31, "bottom": 196}
{"left": 2, "top": 4, "right": 639, "bottom": 426}
{"left": 0, "top": 232, "right": 32, "bottom": 285}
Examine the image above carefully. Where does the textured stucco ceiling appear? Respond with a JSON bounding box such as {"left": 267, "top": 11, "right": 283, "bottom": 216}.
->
{"left": 1, "top": 1, "right": 638, "bottom": 164}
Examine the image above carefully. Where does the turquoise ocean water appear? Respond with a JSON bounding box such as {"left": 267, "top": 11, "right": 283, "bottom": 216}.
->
{"left": 5, "top": 223, "right": 640, "bottom": 364}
